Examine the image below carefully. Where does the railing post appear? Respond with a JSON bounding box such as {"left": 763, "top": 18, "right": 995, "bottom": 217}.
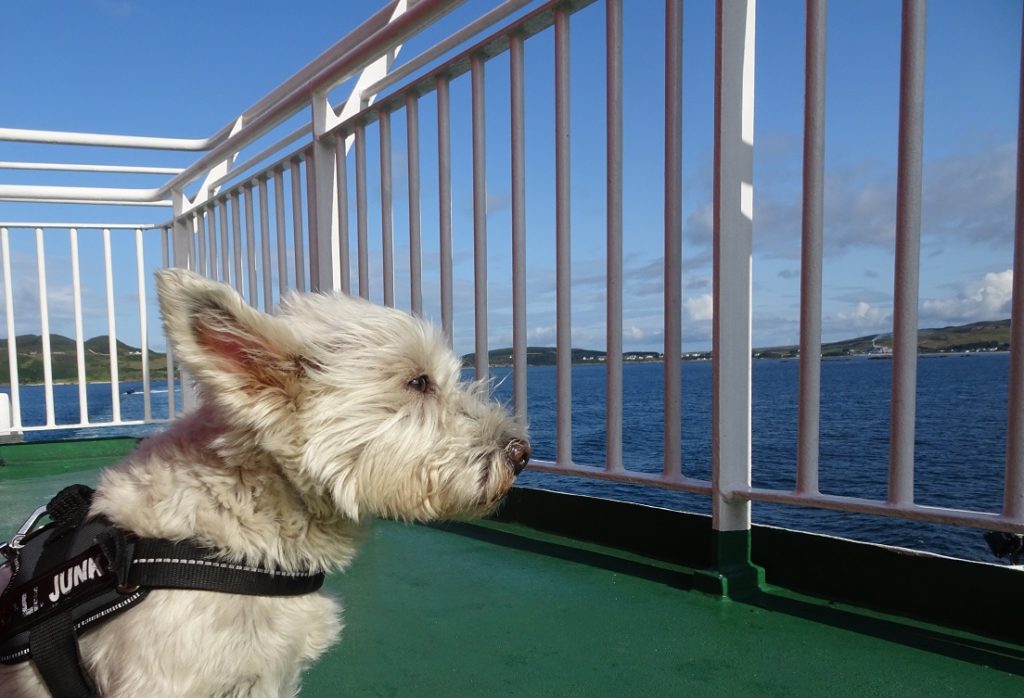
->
{"left": 312, "top": 94, "right": 342, "bottom": 293}
{"left": 302, "top": 0, "right": 412, "bottom": 296}
{"left": 701, "top": 0, "right": 763, "bottom": 599}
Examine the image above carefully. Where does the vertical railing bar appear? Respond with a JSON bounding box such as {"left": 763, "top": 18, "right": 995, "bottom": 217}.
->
{"left": 206, "top": 202, "right": 217, "bottom": 278}
{"left": 606, "top": 0, "right": 625, "bottom": 473}
{"left": 258, "top": 177, "right": 273, "bottom": 311}
{"left": 798, "top": 0, "right": 827, "bottom": 495}
{"left": 135, "top": 228, "right": 152, "bottom": 422}
{"left": 380, "top": 110, "right": 395, "bottom": 307}
{"left": 472, "top": 54, "right": 489, "bottom": 382}
{"left": 888, "top": 0, "right": 926, "bottom": 506}
{"left": 1004, "top": 8, "right": 1024, "bottom": 521}
{"left": 231, "top": 191, "right": 244, "bottom": 295}
{"left": 0, "top": 228, "right": 20, "bottom": 429}
{"left": 305, "top": 148, "right": 320, "bottom": 292}
{"left": 69, "top": 228, "right": 89, "bottom": 425}
{"left": 35, "top": 228, "right": 55, "bottom": 426}
{"left": 290, "top": 158, "right": 306, "bottom": 293}
{"left": 219, "top": 197, "right": 230, "bottom": 283}
{"left": 161, "top": 226, "right": 169, "bottom": 267}
{"left": 274, "top": 169, "right": 288, "bottom": 294}
{"left": 196, "top": 209, "right": 207, "bottom": 277}
{"left": 510, "top": 33, "right": 528, "bottom": 421}
{"left": 206, "top": 207, "right": 216, "bottom": 280}
{"left": 245, "top": 183, "right": 258, "bottom": 306}
{"left": 192, "top": 214, "right": 199, "bottom": 274}
{"left": 355, "top": 124, "right": 370, "bottom": 300}
{"left": 407, "top": 95, "right": 423, "bottom": 316}
{"left": 335, "top": 135, "right": 351, "bottom": 296}
{"left": 712, "top": 0, "right": 756, "bottom": 533}
{"left": 437, "top": 76, "right": 454, "bottom": 347}
{"left": 664, "top": 0, "right": 683, "bottom": 479}
{"left": 555, "top": 8, "right": 572, "bottom": 465}
{"left": 102, "top": 228, "right": 121, "bottom": 423}
{"left": 162, "top": 227, "right": 176, "bottom": 420}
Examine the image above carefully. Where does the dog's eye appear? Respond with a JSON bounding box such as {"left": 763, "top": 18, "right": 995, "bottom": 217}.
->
{"left": 407, "top": 375, "right": 431, "bottom": 393}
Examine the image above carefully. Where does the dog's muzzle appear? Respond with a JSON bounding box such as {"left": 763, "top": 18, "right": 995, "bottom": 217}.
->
{"left": 504, "top": 439, "right": 531, "bottom": 475}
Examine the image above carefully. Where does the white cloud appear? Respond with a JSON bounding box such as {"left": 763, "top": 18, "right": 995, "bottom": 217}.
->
{"left": 746, "top": 141, "right": 1015, "bottom": 259}
{"left": 683, "top": 293, "right": 713, "bottom": 322}
{"left": 820, "top": 269, "right": 1012, "bottom": 340}
{"left": 826, "top": 301, "right": 892, "bottom": 338}
{"left": 684, "top": 202, "right": 714, "bottom": 246}
{"left": 527, "top": 325, "right": 556, "bottom": 345}
{"left": 625, "top": 325, "right": 646, "bottom": 341}
{"left": 0, "top": 268, "right": 105, "bottom": 338}
{"left": 921, "top": 269, "right": 1012, "bottom": 324}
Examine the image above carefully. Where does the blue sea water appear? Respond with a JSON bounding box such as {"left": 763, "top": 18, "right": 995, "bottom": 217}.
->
{"left": 493, "top": 352, "right": 1012, "bottom": 564}
{"left": 5, "top": 352, "right": 1014, "bottom": 563}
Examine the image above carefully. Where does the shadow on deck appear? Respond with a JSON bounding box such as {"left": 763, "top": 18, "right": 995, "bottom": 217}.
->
{"left": 308, "top": 516, "right": 1024, "bottom": 696}
{"left": 1, "top": 439, "right": 1021, "bottom": 695}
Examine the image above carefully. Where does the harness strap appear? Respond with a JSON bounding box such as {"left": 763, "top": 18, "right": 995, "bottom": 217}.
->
{"left": 26, "top": 490, "right": 99, "bottom": 698}
{"left": 29, "top": 611, "right": 97, "bottom": 698}
{"left": 127, "top": 538, "right": 326, "bottom": 596}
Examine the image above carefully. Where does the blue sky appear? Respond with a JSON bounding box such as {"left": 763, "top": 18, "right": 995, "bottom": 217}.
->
{"left": 0, "top": 0, "right": 1019, "bottom": 354}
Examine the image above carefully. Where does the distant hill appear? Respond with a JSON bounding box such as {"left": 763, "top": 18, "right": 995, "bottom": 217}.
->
{"left": 465, "top": 347, "right": 603, "bottom": 367}
{"left": 463, "top": 346, "right": 666, "bottom": 367}
{"left": 465, "top": 319, "right": 1012, "bottom": 366}
{"left": 1, "top": 318, "right": 1010, "bottom": 381}
{"left": 0, "top": 334, "right": 167, "bottom": 384}
{"left": 758, "top": 319, "right": 1011, "bottom": 358}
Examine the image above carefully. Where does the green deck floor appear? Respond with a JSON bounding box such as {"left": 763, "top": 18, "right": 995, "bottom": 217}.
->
{"left": 308, "top": 520, "right": 1024, "bottom": 697}
{"left": 3, "top": 441, "right": 1023, "bottom": 696}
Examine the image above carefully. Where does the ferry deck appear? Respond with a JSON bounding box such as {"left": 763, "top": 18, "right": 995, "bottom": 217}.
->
{"left": 1, "top": 1, "right": 1023, "bottom": 694}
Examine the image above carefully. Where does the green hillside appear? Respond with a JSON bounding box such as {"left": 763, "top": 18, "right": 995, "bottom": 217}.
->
{"left": 466, "top": 319, "right": 1011, "bottom": 366}
{"left": 0, "top": 318, "right": 1010, "bottom": 381}
{"left": 0, "top": 335, "right": 167, "bottom": 384}
{"left": 761, "top": 319, "right": 1011, "bottom": 358}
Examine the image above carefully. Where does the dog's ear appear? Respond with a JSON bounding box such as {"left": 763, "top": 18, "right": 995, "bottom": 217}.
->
{"left": 156, "top": 269, "right": 308, "bottom": 426}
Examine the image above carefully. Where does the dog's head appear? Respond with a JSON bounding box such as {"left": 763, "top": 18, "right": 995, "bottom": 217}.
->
{"left": 155, "top": 269, "right": 529, "bottom": 523}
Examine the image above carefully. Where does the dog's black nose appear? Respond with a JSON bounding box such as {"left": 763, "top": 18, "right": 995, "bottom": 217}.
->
{"left": 505, "top": 439, "right": 531, "bottom": 475}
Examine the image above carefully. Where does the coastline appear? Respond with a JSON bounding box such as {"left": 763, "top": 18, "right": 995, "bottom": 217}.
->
{"left": 478, "top": 349, "right": 1010, "bottom": 368}
{"left": 17, "top": 378, "right": 169, "bottom": 387}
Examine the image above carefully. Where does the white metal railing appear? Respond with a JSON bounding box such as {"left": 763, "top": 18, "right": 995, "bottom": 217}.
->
{"left": 0, "top": 0, "right": 1021, "bottom": 561}
{"left": 0, "top": 224, "right": 170, "bottom": 433}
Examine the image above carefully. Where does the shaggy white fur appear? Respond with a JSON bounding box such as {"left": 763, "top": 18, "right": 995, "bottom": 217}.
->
{"left": 0, "top": 269, "right": 529, "bottom": 697}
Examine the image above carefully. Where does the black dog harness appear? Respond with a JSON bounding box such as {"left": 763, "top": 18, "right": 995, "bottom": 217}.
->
{"left": 0, "top": 486, "right": 325, "bottom": 698}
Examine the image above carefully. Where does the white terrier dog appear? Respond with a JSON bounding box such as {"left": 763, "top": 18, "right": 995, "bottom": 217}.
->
{"left": 0, "top": 269, "right": 529, "bottom": 697}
